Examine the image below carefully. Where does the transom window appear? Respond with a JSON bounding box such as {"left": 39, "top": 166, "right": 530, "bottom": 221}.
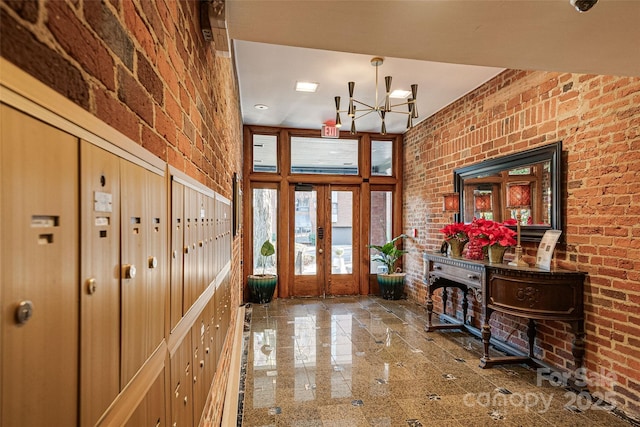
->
{"left": 291, "top": 136, "right": 358, "bottom": 175}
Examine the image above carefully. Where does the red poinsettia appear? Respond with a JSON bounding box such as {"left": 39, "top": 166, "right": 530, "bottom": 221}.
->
{"left": 466, "top": 218, "right": 517, "bottom": 247}
{"left": 439, "top": 222, "right": 469, "bottom": 242}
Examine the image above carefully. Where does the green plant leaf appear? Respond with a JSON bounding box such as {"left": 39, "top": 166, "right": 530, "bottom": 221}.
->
{"left": 368, "top": 234, "right": 409, "bottom": 273}
{"left": 260, "top": 239, "right": 275, "bottom": 257}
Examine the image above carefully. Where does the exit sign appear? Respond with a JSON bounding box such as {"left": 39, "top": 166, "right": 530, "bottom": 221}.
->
{"left": 321, "top": 124, "right": 340, "bottom": 138}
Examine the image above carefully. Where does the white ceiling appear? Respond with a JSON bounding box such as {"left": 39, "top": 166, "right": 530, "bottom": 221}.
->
{"left": 227, "top": 0, "right": 640, "bottom": 135}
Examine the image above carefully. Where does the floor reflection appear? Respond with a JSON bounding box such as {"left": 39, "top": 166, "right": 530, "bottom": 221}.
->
{"left": 241, "top": 296, "right": 632, "bottom": 427}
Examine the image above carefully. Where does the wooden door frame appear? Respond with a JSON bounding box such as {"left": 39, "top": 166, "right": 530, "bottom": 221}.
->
{"left": 242, "top": 125, "right": 403, "bottom": 301}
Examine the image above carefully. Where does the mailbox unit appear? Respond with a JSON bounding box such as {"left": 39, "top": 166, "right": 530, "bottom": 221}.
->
{"left": 1, "top": 63, "right": 236, "bottom": 427}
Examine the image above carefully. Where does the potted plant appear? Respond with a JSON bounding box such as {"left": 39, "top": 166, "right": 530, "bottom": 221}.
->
{"left": 247, "top": 239, "right": 277, "bottom": 303}
{"left": 439, "top": 223, "right": 469, "bottom": 258}
{"left": 368, "top": 234, "right": 408, "bottom": 300}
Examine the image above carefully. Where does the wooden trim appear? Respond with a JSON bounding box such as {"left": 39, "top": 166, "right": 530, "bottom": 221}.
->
{"left": 360, "top": 180, "right": 371, "bottom": 294}
{"left": 169, "top": 166, "right": 216, "bottom": 198}
{"left": 96, "top": 341, "right": 167, "bottom": 427}
{"left": 278, "top": 181, "right": 289, "bottom": 297}
{"left": 216, "top": 192, "right": 231, "bottom": 205}
{"left": 220, "top": 306, "right": 246, "bottom": 425}
{"left": 243, "top": 125, "right": 405, "bottom": 297}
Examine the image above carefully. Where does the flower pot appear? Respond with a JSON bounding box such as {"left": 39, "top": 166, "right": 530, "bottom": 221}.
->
{"left": 447, "top": 239, "right": 467, "bottom": 258}
{"left": 247, "top": 274, "right": 277, "bottom": 304}
{"left": 466, "top": 238, "right": 485, "bottom": 260}
{"left": 488, "top": 245, "right": 507, "bottom": 264}
{"left": 376, "top": 272, "right": 406, "bottom": 300}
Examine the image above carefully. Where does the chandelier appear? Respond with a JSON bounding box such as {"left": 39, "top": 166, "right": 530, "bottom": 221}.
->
{"left": 334, "top": 57, "right": 418, "bottom": 135}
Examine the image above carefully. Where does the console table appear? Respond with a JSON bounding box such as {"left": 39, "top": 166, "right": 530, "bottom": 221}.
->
{"left": 423, "top": 252, "right": 586, "bottom": 369}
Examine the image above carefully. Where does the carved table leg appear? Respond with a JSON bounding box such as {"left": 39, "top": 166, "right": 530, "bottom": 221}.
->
{"left": 527, "top": 319, "right": 536, "bottom": 359}
{"left": 479, "top": 309, "right": 493, "bottom": 367}
{"left": 462, "top": 289, "right": 469, "bottom": 325}
{"left": 442, "top": 287, "right": 449, "bottom": 315}
{"left": 480, "top": 323, "right": 492, "bottom": 367}
{"left": 425, "top": 288, "right": 434, "bottom": 331}
{"left": 570, "top": 320, "right": 585, "bottom": 369}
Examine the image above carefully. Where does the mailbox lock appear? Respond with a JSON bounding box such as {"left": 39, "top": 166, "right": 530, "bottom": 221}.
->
{"left": 123, "top": 264, "right": 137, "bottom": 279}
{"left": 87, "top": 278, "right": 97, "bottom": 295}
{"left": 148, "top": 256, "right": 158, "bottom": 269}
{"left": 185, "top": 246, "right": 191, "bottom": 254}
{"left": 15, "top": 300, "right": 34, "bottom": 325}
{"left": 205, "top": 346, "right": 210, "bottom": 354}
{"left": 172, "top": 250, "right": 177, "bottom": 259}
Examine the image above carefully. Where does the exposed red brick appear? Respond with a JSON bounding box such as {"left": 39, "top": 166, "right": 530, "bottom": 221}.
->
{"left": 1, "top": 8, "right": 89, "bottom": 109}
{"left": 117, "top": 64, "right": 153, "bottom": 126}
{"left": 157, "top": 49, "right": 179, "bottom": 97}
{"left": 155, "top": 106, "right": 177, "bottom": 147}
{"left": 46, "top": 0, "right": 115, "bottom": 91}
{"left": 139, "top": 0, "right": 164, "bottom": 46}
{"left": 4, "top": 0, "right": 39, "bottom": 23}
{"left": 404, "top": 69, "right": 640, "bottom": 420}
{"left": 83, "top": 0, "right": 134, "bottom": 70}
{"left": 137, "top": 53, "right": 163, "bottom": 104}
{"left": 3, "top": 0, "right": 243, "bottom": 423}
{"left": 93, "top": 87, "right": 139, "bottom": 142}
{"left": 122, "top": 0, "right": 156, "bottom": 62}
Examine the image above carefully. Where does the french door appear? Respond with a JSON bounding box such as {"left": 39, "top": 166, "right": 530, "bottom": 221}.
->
{"left": 289, "top": 184, "right": 360, "bottom": 297}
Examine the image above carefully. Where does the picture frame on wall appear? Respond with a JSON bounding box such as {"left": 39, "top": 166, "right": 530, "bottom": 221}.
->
{"left": 232, "top": 172, "right": 242, "bottom": 237}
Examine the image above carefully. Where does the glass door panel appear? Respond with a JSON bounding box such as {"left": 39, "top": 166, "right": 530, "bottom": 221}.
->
{"left": 291, "top": 186, "right": 323, "bottom": 296}
{"left": 328, "top": 187, "right": 359, "bottom": 295}
{"left": 294, "top": 188, "right": 317, "bottom": 276}
{"left": 290, "top": 185, "right": 359, "bottom": 297}
{"left": 252, "top": 188, "right": 278, "bottom": 275}
{"left": 369, "top": 190, "right": 393, "bottom": 273}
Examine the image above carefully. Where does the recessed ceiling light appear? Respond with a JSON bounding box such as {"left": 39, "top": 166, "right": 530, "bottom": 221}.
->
{"left": 390, "top": 90, "right": 412, "bottom": 99}
{"left": 254, "top": 104, "right": 269, "bottom": 110}
{"left": 295, "top": 81, "right": 319, "bottom": 93}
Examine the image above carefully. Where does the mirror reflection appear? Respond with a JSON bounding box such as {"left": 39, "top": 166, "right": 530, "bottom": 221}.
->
{"left": 454, "top": 141, "right": 562, "bottom": 242}
{"left": 463, "top": 160, "right": 552, "bottom": 225}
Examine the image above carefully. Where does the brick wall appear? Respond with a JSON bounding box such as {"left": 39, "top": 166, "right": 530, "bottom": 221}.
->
{"left": 1, "top": 0, "right": 242, "bottom": 424}
{"left": 403, "top": 69, "right": 640, "bottom": 418}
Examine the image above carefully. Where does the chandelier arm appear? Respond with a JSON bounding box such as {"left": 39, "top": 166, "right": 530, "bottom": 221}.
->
{"left": 389, "top": 101, "right": 412, "bottom": 108}
{"left": 332, "top": 57, "right": 416, "bottom": 132}
{"left": 352, "top": 109, "right": 376, "bottom": 120}
{"left": 352, "top": 99, "right": 376, "bottom": 110}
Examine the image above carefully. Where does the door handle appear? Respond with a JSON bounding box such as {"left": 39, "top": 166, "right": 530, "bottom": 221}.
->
{"left": 318, "top": 248, "right": 323, "bottom": 254}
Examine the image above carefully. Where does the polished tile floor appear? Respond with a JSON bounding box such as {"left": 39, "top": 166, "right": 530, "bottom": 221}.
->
{"left": 239, "top": 296, "right": 635, "bottom": 427}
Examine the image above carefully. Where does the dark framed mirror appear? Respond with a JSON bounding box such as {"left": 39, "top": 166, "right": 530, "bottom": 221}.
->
{"left": 453, "top": 141, "right": 562, "bottom": 242}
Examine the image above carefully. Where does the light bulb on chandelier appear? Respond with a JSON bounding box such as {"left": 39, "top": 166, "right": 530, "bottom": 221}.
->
{"left": 333, "top": 57, "right": 418, "bottom": 135}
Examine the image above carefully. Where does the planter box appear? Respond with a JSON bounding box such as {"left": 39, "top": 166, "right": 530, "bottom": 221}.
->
{"left": 247, "top": 274, "right": 277, "bottom": 304}
{"left": 376, "top": 273, "right": 405, "bottom": 300}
